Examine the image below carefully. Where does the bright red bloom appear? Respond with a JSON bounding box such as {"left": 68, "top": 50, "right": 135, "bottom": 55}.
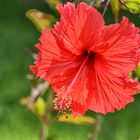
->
{"left": 30, "top": 2, "right": 140, "bottom": 115}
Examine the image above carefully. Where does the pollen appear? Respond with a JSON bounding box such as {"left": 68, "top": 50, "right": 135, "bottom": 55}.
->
{"left": 52, "top": 96, "right": 72, "bottom": 113}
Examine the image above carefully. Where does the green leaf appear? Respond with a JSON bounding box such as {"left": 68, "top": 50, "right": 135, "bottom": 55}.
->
{"left": 32, "top": 97, "right": 46, "bottom": 117}
{"left": 20, "top": 97, "right": 47, "bottom": 117}
{"left": 122, "top": 0, "right": 140, "bottom": 14}
{"left": 58, "top": 113, "right": 96, "bottom": 124}
{"left": 135, "top": 63, "right": 140, "bottom": 78}
{"left": 26, "top": 9, "right": 56, "bottom": 31}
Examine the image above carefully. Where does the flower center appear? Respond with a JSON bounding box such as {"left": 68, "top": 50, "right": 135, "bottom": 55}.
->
{"left": 83, "top": 51, "right": 95, "bottom": 60}
{"left": 52, "top": 50, "right": 94, "bottom": 114}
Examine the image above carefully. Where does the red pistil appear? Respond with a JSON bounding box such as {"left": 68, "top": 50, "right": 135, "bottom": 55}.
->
{"left": 53, "top": 53, "right": 92, "bottom": 113}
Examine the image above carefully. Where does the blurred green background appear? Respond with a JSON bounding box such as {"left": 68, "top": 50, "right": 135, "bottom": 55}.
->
{"left": 0, "top": 0, "right": 140, "bottom": 140}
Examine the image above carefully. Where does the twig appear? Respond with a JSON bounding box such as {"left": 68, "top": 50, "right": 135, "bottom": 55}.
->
{"left": 28, "top": 81, "right": 49, "bottom": 108}
{"left": 90, "top": 114, "right": 104, "bottom": 140}
{"left": 102, "top": 0, "right": 110, "bottom": 16}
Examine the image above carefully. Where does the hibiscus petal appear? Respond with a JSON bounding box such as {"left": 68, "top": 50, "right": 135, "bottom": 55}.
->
{"left": 87, "top": 70, "right": 139, "bottom": 114}
{"left": 53, "top": 2, "right": 104, "bottom": 55}
{"left": 94, "top": 17, "right": 140, "bottom": 76}
{"left": 30, "top": 29, "right": 80, "bottom": 79}
{"left": 30, "top": 29, "right": 89, "bottom": 106}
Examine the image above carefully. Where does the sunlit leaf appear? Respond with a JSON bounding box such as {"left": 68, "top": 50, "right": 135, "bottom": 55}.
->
{"left": 20, "top": 97, "right": 46, "bottom": 117}
{"left": 135, "top": 63, "right": 140, "bottom": 78}
{"left": 110, "top": 0, "right": 120, "bottom": 22}
{"left": 121, "top": 0, "right": 140, "bottom": 14}
{"left": 32, "top": 97, "right": 46, "bottom": 117}
{"left": 58, "top": 113, "right": 96, "bottom": 124}
{"left": 26, "top": 9, "right": 56, "bottom": 31}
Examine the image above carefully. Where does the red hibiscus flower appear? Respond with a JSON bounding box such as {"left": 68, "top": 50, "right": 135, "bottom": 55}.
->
{"left": 30, "top": 2, "right": 140, "bottom": 115}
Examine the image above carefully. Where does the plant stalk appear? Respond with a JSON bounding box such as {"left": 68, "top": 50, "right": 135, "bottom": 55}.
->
{"left": 90, "top": 114, "right": 104, "bottom": 140}
{"left": 40, "top": 117, "right": 48, "bottom": 140}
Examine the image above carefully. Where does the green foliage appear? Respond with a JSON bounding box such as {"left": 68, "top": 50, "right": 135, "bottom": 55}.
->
{"left": 132, "top": 64, "right": 140, "bottom": 81}
{"left": 122, "top": 0, "right": 140, "bottom": 14}
{"left": 26, "top": 9, "right": 56, "bottom": 31}
{"left": 135, "top": 64, "right": 140, "bottom": 79}
{"left": 31, "top": 97, "right": 47, "bottom": 117}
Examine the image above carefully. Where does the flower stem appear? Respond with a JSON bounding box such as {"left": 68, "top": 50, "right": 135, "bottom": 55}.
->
{"left": 40, "top": 117, "right": 48, "bottom": 140}
{"left": 39, "top": 89, "right": 54, "bottom": 140}
{"left": 90, "top": 114, "right": 104, "bottom": 140}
